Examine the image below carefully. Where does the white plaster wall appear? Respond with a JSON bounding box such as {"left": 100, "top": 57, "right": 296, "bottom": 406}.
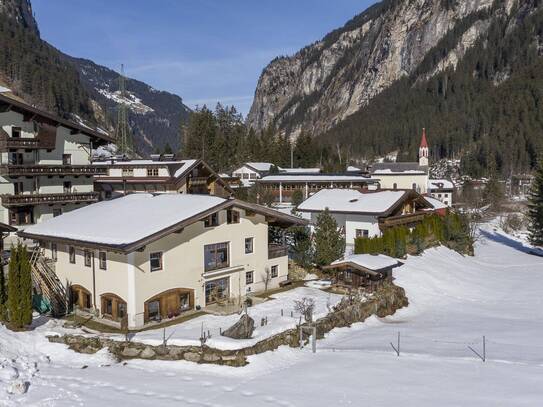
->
{"left": 374, "top": 173, "right": 429, "bottom": 193}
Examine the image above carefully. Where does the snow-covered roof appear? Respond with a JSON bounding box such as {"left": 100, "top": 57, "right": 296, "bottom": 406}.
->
{"left": 173, "top": 159, "right": 199, "bottom": 178}
{"left": 92, "top": 160, "right": 184, "bottom": 166}
{"left": 0, "top": 86, "right": 11, "bottom": 93}
{"left": 424, "top": 196, "right": 448, "bottom": 210}
{"left": 21, "top": 193, "right": 227, "bottom": 247}
{"left": 280, "top": 167, "right": 321, "bottom": 174}
{"left": 330, "top": 253, "right": 399, "bottom": 270}
{"left": 297, "top": 189, "right": 406, "bottom": 214}
{"left": 428, "top": 179, "right": 454, "bottom": 190}
{"left": 371, "top": 162, "right": 427, "bottom": 174}
{"left": 244, "top": 162, "right": 275, "bottom": 172}
{"left": 259, "top": 175, "right": 377, "bottom": 183}
{"left": 372, "top": 169, "right": 426, "bottom": 174}
{"left": 347, "top": 165, "right": 362, "bottom": 172}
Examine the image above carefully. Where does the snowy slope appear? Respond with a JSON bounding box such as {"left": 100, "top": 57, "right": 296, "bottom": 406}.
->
{"left": 1, "top": 222, "right": 543, "bottom": 406}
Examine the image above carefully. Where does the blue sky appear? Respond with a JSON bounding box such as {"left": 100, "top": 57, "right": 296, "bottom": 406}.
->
{"left": 32, "top": 0, "right": 376, "bottom": 116}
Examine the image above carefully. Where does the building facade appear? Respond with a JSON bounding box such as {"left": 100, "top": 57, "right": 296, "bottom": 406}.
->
{"left": 0, "top": 93, "right": 112, "bottom": 231}
{"left": 20, "top": 194, "right": 305, "bottom": 329}
{"left": 428, "top": 179, "right": 454, "bottom": 207}
{"left": 92, "top": 157, "right": 233, "bottom": 200}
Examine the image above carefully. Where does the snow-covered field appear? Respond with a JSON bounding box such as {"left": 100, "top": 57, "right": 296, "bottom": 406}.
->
{"left": 1, "top": 222, "right": 543, "bottom": 406}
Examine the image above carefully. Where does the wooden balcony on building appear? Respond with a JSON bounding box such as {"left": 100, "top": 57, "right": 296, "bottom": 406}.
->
{"left": 1, "top": 192, "right": 99, "bottom": 207}
{"left": 188, "top": 176, "right": 209, "bottom": 186}
{"left": 268, "top": 244, "right": 288, "bottom": 259}
{"left": 0, "top": 137, "right": 40, "bottom": 150}
{"left": 0, "top": 165, "right": 108, "bottom": 177}
{"left": 379, "top": 211, "right": 429, "bottom": 229}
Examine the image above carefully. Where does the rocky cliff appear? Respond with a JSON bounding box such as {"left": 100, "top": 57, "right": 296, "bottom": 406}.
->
{"left": 247, "top": 0, "right": 517, "bottom": 137}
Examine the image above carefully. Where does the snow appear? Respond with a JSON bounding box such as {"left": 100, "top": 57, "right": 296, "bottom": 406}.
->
{"left": 2, "top": 222, "right": 543, "bottom": 406}
{"left": 298, "top": 189, "right": 406, "bottom": 214}
{"left": 0, "top": 86, "right": 11, "bottom": 93}
{"left": 244, "top": 162, "right": 275, "bottom": 172}
{"left": 424, "top": 195, "right": 448, "bottom": 210}
{"left": 21, "top": 193, "right": 227, "bottom": 245}
{"left": 107, "top": 287, "right": 342, "bottom": 350}
{"left": 280, "top": 167, "right": 321, "bottom": 174}
{"left": 260, "top": 175, "right": 376, "bottom": 182}
{"left": 428, "top": 178, "right": 454, "bottom": 189}
{"left": 173, "top": 159, "right": 199, "bottom": 178}
{"left": 372, "top": 169, "right": 426, "bottom": 174}
{"left": 347, "top": 165, "right": 361, "bottom": 172}
{"left": 97, "top": 88, "right": 154, "bottom": 115}
{"left": 331, "top": 253, "right": 399, "bottom": 270}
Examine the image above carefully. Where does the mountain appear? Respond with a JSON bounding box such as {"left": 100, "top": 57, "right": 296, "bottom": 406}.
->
{"left": 0, "top": 0, "right": 190, "bottom": 156}
{"left": 248, "top": 0, "right": 543, "bottom": 176}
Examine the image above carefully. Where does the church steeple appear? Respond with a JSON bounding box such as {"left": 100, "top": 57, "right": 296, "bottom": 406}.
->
{"left": 419, "top": 128, "right": 429, "bottom": 167}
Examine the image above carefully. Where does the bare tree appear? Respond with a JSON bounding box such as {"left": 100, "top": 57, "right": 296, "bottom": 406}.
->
{"left": 294, "top": 297, "right": 315, "bottom": 323}
{"left": 262, "top": 267, "right": 271, "bottom": 292}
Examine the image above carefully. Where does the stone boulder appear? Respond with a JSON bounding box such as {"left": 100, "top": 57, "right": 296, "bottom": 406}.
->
{"left": 221, "top": 314, "right": 255, "bottom": 339}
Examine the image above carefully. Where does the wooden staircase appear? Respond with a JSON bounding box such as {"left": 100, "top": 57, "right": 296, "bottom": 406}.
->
{"left": 30, "top": 248, "right": 68, "bottom": 316}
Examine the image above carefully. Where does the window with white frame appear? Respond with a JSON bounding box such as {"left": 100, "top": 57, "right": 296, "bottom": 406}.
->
{"left": 271, "top": 265, "right": 278, "bottom": 278}
{"left": 122, "top": 168, "right": 134, "bottom": 177}
{"left": 99, "top": 251, "right": 107, "bottom": 270}
{"left": 355, "top": 229, "right": 369, "bottom": 239}
{"left": 203, "top": 213, "right": 219, "bottom": 227}
{"left": 147, "top": 167, "right": 159, "bottom": 177}
{"left": 84, "top": 250, "right": 92, "bottom": 267}
{"left": 69, "top": 246, "right": 76, "bottom": 264}
{"left": 150, "top": 252, "right": 163, "bottom": 272}
{"left": 245, "top": 237, "right": 254, "bottom": 254}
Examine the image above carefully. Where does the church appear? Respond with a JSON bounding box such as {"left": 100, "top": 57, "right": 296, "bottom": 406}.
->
{"left": 369, "top": 129, "right": 430, "bottom": 194}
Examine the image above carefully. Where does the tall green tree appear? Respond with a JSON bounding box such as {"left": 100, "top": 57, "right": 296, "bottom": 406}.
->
{"left": 313, "top": 208, "right": 345, "bottom": 266}
{"left": 7, "top": 244, "right": 32, "bottom": 329}
{"left": 528, "top": 161, "right": 543, "bottom": 246}
{"left": 0, "top": 254, "right": 7, "bottom": 321}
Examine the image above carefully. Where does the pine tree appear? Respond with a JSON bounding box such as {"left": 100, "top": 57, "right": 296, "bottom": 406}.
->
{"left": 314, "top": 208, "right": 345, "bottom": 266}
{"left": 7, "top": 244, "right": 32, "bottom": 329}
{"left": 0, "top": 252, "right": 7, "bottom": 321}
{"left": 528, "top": 161, "right": 543, "bottom": 246}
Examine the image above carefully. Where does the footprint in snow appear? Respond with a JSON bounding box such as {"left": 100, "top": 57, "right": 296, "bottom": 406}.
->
{"left": 241, "top": 390, "right": 255, "bottom": 397}
{"left": 221, "top": 386, "right": 234, "bottom": 392}
{"left": 200, "top": 381, "right": 213, "bottom": 387}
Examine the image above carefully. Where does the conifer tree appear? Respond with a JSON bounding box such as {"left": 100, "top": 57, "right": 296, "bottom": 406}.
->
{"left": 0, "top": 253, "right": 7, "bottom": 321}
{"left": 528, "top": 161, "right": 543, "bottom": 246}
{"left": 7, "top": 244, "right": 33, "bottom": 329}
{"left": 314, "top": 208, "right": 345, "bottom": 266}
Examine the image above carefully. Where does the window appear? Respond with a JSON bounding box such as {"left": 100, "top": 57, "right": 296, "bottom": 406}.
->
{"left": 122, "top": 168, "right": 133, "bottom": 177}
{"left": 69, "top": 246, "right": 76, "bottom": 264}
{"left": 11, "top": 127, "right": 21, "bottom": 138}
{"left": 147, "top": 168, "right": 159, "bottom": 177}
{"left": 249, "top": 173, "right": 257, "bottom": 179}
{"left": 203, "top": 213, "right": 219, "bottom": 227}
{"left": 13, "top": 182, "right": 23, "bottom": 195}
{"left": 205, "top": 277, "right": 229, "bottom": 304}
{"left": 393, "top": 183, "right": 398, "bottom": 190}
{"left": 355, "top": 229, "right": 369, "bottom": 239}
{"left": 412, "top": 183, "right": 417, "bottom": 190}
{"left": 84, "top": 250, "right": 92, "bottom": 267}
{"left": 104, "top": 298, "right": 113, "bottom": 316}
{"left": 179, "top": 293, "right": 190, "bottom": 311}
{"left": 271, "top": 265, "right": 278, "bottom": 278}
{"left": 63, "top": 181, "right": 72, "bottom": 193}
{"left": 62, "top": 154, "right": 71, "bottom": 165}
{"left": 204, "top": 242, "right": 229, "bottom": 271}
{"left": 245, "top": 271, "right": 254, "bottom": 285}
{"left": 150, "top": 252, "right": 163, "bottom": 272}
{"left": 53, "top": 208, "right": 62, "bottom": 217}
{"left": 99, "top": 251, "right": 107, "bottom": 270}
{"left": 227, "top": 209, "right": 240, "bottom": 224}
{"left": 245, "top": 237, "right": 254, "bottom": 254}
{"left": 148, "top": 300, "right": 160, "bottom": 321}
{"left": 51, "top": 243, "right": 57, "bottom": 262}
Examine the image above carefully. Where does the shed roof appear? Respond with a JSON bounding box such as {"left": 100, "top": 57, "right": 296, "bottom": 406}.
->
{"left": 323, "top": 253, "right": 399, "bottom": 274}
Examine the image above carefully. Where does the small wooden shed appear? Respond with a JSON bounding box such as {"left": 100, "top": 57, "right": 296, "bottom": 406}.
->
{"left": 323, "top": 254, "right": 400, "bottom": 291}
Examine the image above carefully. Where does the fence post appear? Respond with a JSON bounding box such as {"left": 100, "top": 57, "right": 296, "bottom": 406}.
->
{"left": 312, "top": 326, "right": 316, "bottom": 353}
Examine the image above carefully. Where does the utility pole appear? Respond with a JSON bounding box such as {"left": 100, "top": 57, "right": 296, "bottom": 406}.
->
{"left": 115, "top": 64, "right": 134, "bottom": 158}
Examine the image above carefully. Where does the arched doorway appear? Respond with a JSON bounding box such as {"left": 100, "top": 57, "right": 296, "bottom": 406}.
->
{"left": 100, "top": 293, "right": 127, "bottom": 322}
{"left": 144, "top": 288, "right": 194, "bottom": 323}
{"left": 70, "top": 284, "right": 92, "bottom": 311}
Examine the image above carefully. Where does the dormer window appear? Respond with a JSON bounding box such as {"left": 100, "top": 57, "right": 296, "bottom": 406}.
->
{"left": 11, "top": 127, "right": 21, "bottom": 138}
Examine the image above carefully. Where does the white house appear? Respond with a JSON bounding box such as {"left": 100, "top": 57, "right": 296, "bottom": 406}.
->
{"left": 19, "top": 193, "right": 305, "bottom": 329}
{"left": 297, "top": 188, "right": 434, "bottom": 246}
{"left": 0, "top": 92, "right": 112, "bottom": 232}
{"left": 231, "top": 162, "right": 276, "bottom": 186}
{"left": 428, "top": 179, "right": 454, "bottom": 207}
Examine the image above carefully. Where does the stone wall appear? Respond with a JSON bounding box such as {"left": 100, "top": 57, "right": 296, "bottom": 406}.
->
{"left": 48, "top": 282, "right": 408, "bottom": 367}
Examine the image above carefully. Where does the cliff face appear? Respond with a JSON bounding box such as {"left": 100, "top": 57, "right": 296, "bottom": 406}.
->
{"left": 0, "top": 0, "right": 38, "bottom": 35}
{"left": 247, "top": 0, "right": 512, "bottom": 137}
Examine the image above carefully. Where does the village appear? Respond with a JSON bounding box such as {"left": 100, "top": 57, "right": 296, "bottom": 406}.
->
{"left": 0, "top": 1, "right": 542, "bottom": 404}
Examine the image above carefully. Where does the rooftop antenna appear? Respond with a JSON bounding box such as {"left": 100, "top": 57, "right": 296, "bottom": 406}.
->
{"left": 115, "top": 64, "right": 134, "bottom": 157}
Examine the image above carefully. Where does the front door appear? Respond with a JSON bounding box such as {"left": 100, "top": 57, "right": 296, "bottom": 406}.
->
{"left": 205, "top": 277, "right": 229, "bottom": 305}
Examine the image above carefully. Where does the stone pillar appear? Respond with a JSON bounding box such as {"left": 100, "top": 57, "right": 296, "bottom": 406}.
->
{"left": 126, "top": 252, "right": 142, "bottom": 329}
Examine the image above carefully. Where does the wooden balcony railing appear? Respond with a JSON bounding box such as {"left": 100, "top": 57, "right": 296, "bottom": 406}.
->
{"left": 379, "top": 211, "right": 429, "bottom": 229}
{"left": 0, "top": 165, "right": 108, "bottom": 176}
{"left": 1, "top": 192, "right": 99, "bottom": 207}
{"left": 0, "top": 137, "right": 40, "bottom": 150}
{"left": 268, "top": 244, "right": 288, "bottom": 259}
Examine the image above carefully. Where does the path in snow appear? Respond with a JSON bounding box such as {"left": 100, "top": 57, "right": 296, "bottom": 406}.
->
{"left": 1, "top": 223, "right": 543, "bottom": 406}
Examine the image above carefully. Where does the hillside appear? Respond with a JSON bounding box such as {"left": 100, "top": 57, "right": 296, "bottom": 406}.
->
{"left": 0, "top": 0, "right": 190, "bottom": 155}
{"left": 248, "top": 0, "right": 543, "bottom": 176}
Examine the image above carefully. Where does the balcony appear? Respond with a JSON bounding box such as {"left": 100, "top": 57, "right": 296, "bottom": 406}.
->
{"left": 0, "top": 165, "right": 108, "bottom": 177}
{"left": 1, "top": 192, "right": 99, "bottom": 207}
{"left": 268, "top": 244, "right": 288, "bottom": 259}
{"left": 0, "top": 137, "right": 40, "bottom": 150}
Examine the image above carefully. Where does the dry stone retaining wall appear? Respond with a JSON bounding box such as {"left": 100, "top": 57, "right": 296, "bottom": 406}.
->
{"left": 48, "top": 283, "right": 408, "bottom": 366}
